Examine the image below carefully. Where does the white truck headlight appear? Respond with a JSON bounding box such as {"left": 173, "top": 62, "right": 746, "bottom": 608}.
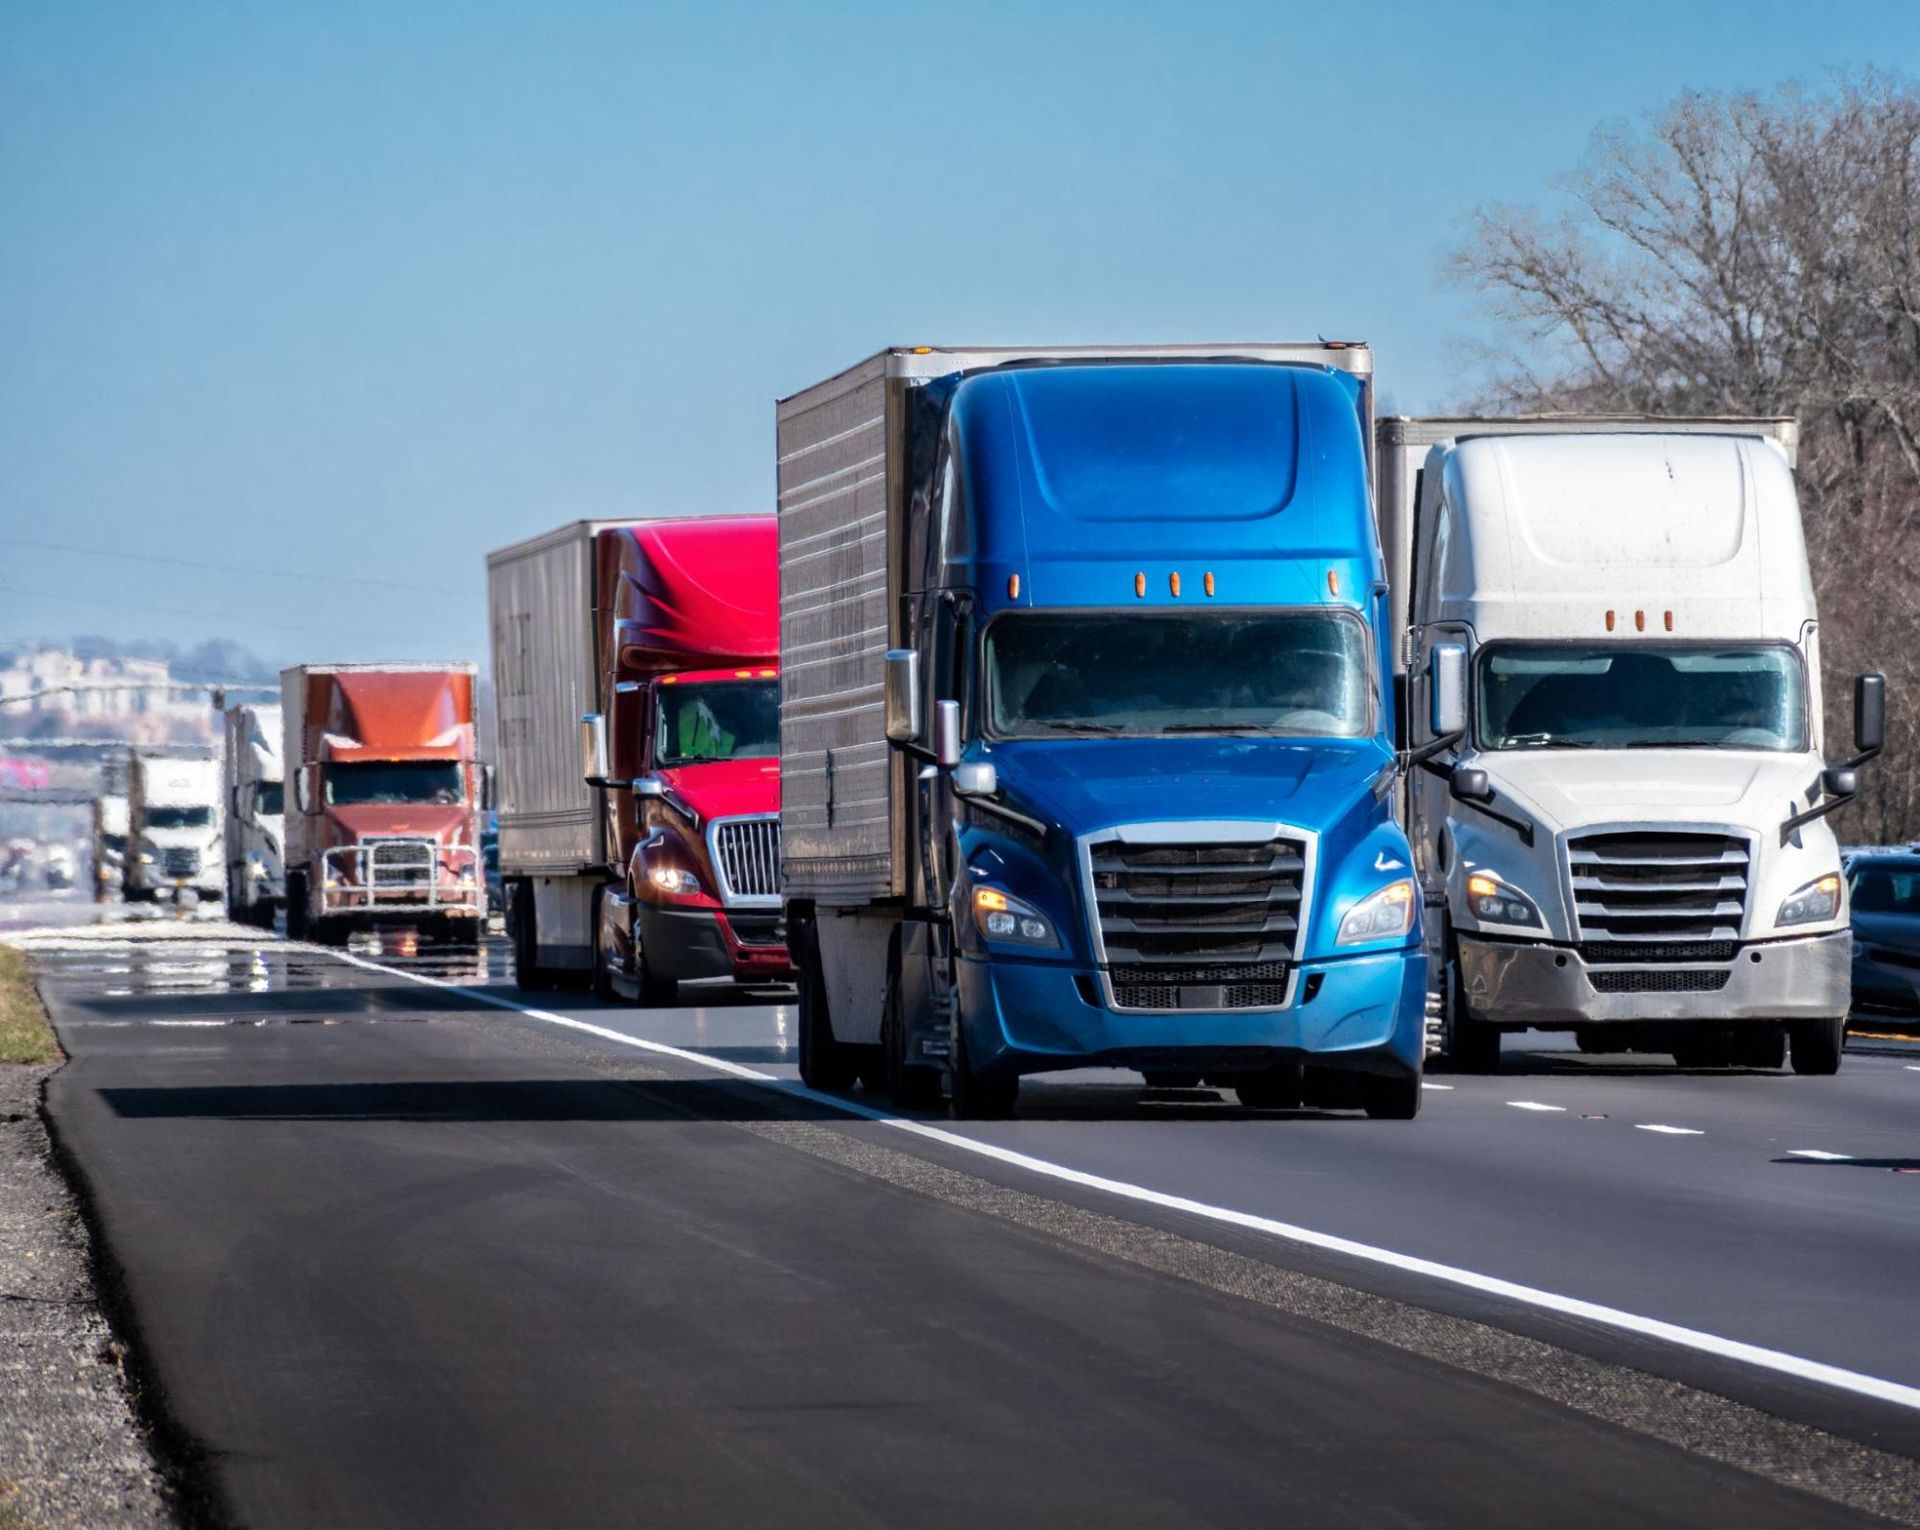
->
{"left": 648, "top": 864, "right": 701, "bottom": 896}
{"left": 972, "top": 887, "right": 1057, "bottom": 947}
{"left": 1465, "top": 872, "right": 1543, "bottom": 929}
{"left": 1779, "top": 874, "right": 1842, "bottom": 927}
{"left": 1337, "top": 879, "right": 1415, "bottom": 945}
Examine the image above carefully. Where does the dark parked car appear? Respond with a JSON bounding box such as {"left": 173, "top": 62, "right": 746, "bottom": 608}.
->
{"left": 1845, "top": 850, "right": 1920, "bottom": 1016}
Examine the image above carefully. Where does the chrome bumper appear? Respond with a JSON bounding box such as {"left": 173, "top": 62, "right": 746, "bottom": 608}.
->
{"left": 1458, "top": 930, "right": 1851, "bottom": 1025}
{"left": 317, "top": 844, "right": 482, "bottom": 915}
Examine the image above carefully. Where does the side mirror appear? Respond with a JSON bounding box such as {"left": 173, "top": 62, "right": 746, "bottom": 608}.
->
{"left": 1429, "top": 642, "right": 1468, "bottom": 739}
{"left": 1450, "top": 764, "right": 1493, "bottom": 803}
{"left": 1822, "top": 766, "right": 1858, "bottom": 799}
{"left": 953, "top": 761, "right": 998, "bottom": 798}
{"left": 933, "top": 699, "right": 962, "bottom": 770}
{"left": 1854, "top": 673, "right": 1886, "bottom": 760}
{"left": 629, "top": 776, "right": 666, "bottom": 801}
{"left": 296, "top": 763, "right": 321, "bottom": 814}
{"left": 581, "top": 713, "right": 610, "bottom": 787}
{"left": 884, "top": 649, "right": 921, "bottom": 744}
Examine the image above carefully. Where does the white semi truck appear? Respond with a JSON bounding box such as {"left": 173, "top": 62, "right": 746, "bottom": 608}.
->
{"left": 1379, "top": 417, "right": 1884, "bottom": 1075}
{"left": 91, "top": 792, "right": 129, "bottom": 901}
{"left": 125, "top": 754, "right": 224, "bottom": 904}
{"left": 223, "top": 703, "right": 285, "bottom": 928}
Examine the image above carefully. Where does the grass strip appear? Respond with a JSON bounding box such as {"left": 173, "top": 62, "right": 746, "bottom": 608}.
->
{"left": 0, "top": 943, "right": 57, "bottom": 1064}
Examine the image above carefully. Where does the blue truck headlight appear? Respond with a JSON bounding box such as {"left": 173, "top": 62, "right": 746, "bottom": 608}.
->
{"left": 1778, "top": 873, "right": 1842, "bottom": 927}
{"left": 1465, "top": 872, "right": 1542, "bottom": 929}
{"left": 1336, "top": 879, "right": 1415, "bottom": 945}
{"left": 972, "top": 886, "right": 1058, "bottom": 947}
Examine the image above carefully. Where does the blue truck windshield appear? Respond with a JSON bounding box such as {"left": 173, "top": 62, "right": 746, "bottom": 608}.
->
{"left": 1478, "top": 645, "right": 1805, "bottom": 751}
{"left": 655, "top": 680, "right": 780, "bottom": 767}
{"left": 986, "top": 612, "right": 1370, "bottom": 739}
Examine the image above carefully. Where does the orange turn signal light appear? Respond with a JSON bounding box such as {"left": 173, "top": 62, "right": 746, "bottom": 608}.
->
{"left": 1008, "top": 574, "right": 1020, "bottom": 599}
{"left": 1204, "top": 572, "right": 1215, "bottom": 597}
{"left": 1134, "top": 572, "right": 1146, "bottom": 598}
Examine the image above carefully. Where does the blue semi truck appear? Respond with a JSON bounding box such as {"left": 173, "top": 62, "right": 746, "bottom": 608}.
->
{"left": 775, "top": 345, "right": 1429, "bottom": 1119}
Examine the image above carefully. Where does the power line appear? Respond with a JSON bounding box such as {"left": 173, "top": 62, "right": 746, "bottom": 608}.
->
{"left": 0, "top": 536, "right": 467, "bottom": 596}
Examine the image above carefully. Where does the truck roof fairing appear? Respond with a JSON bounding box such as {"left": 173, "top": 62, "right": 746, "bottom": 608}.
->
{"left": 299, "top": 668, "right": 477, "bottom": 763}
{"left": 1434, "top": 433, "right": 1815, "bottom": 643}
{"left": 601, "top": 516, "right": 778, "bottom": 676}
{"left": 948, "top": 363, "right": 1379, "bottom": 614}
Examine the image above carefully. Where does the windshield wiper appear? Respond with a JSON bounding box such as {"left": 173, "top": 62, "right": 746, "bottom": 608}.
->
{"left": 1159, "top": 723, "right": 1285, "bottom": 735}
{"left": 1031, "top": 720, "right": 1125, "bottom": 735}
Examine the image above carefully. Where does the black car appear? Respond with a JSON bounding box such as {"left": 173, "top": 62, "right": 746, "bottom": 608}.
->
{"left": 1845, "top": 850, "right": 1920, "bottom": 1016}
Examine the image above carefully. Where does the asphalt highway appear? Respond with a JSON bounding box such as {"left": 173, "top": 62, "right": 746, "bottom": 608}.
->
{"left": 21, "top": 920, "right": 1920, "bottom": 1527}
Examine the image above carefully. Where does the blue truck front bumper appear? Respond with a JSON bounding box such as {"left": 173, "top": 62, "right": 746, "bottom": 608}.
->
{"left": 954, "top": 947, "right": 1426, "bottom": 1079}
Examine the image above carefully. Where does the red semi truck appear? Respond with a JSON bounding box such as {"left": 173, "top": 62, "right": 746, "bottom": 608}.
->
{"left": 488, "top": 517, "right": 789, "bottom": 1001}
{"left": 281, "top": 663, "right": 487, "bottom": 946}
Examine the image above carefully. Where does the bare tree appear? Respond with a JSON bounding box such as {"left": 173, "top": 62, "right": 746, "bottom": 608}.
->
{"left": 1452, "top": 74, "right": 1920, "bottom": 840}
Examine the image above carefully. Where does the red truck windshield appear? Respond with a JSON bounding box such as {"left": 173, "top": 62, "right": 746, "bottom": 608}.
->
{"left": 325, "top": 762, "right": 465, "bottom": 806}
{"left": 655, "top": 680, "right": 779, "bottom": 767}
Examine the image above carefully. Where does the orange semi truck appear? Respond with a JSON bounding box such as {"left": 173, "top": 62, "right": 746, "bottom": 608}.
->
{"left": 488, "top": 517, "right": 789, "bottom": 1001}
{"left": 281, "top": 663, "right": 487, "bottom": 946}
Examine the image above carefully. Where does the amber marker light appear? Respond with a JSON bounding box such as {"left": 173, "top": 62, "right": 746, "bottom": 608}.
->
{"left": 1635, "top": 610, "right": 1646, "bottom": 632}
{"left": 1467, "top": 873, "right": 1499, "bottom": 899}
{"left": 1170, "top": 572, "right": 1182, "bottom": 596}
{"left": 975, "top": 888, "right": 1009, "bottom": 912}
{"left": 1605, "top": 610, "right": 1616, "bottom": 631}
{"left": 1008, "top": 574, "right": 1020, "bottom": 599}
{"left": 1664, "top": 611, "right": 1674, "bottom": 631}
{"left": 1134, "top": 572, "right": 1146, "bottom": 597}
{"left": 1204, "top": 572, "right": 1215, "bottom": 597}
{"left": 1327, "top": 569, "right": 1340, "bottom": 596}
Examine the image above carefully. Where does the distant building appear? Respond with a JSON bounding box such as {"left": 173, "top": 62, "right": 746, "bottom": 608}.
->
{"left": 0, "top": 646, "right": 218, "bottom": 742}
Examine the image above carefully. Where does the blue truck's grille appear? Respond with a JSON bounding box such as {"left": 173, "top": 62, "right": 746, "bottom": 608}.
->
{"left": 1090, "top": 836, "right": 1306, "bottom": 1010}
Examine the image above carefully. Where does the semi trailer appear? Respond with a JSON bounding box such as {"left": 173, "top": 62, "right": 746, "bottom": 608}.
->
{"left": 282, "top": 664, "right": 486, "bottom": 945}
{"left": 223, "top": 702, "right": 285, "bottom": 928}
{"left": 778, "top": 344, "right": 1428, "bottom": 1119}
{"left": 1377, "top": 416, "right": 1884, "bottom": 1073}
{"left": 488, "top": 517, "right": 789, "bottom": 1000}
{"left": 125, "top": 754, "right": 223, "bottom": 903}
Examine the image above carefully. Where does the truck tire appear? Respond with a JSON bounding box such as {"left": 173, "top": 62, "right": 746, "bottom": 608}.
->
{"left": 1234, "top": 1063, "right": 1303, "bottom": 1109}
{"left": 1361, "top": 1068, "right": 1423, "bottom": 1120}
{"left": 1441, "top": 941, "right": 1501, "bottom": 1074}
{"left": 285, "top": 875, "right": 308, "bottom": 940}
{"left": 590, "top": 885, "right": 622, "bottom": 1003}
{"left": 511, "top": 880, "right": 557, "bottom": 992}
{"left": 795, "top": 914, "right": 856, "bottom": 1092}
{"left": 1740, "top": 1024, "right": 1788, "bottom": 1070}
{"left": 947, "top": 1005, "right": 1018, "bottom": 1120}
{"left": 882, "top": 958, "right": 942, "bottom": 1110}
{"left": 1789, "top": 1017, "right": 1845, "bottom": 1076}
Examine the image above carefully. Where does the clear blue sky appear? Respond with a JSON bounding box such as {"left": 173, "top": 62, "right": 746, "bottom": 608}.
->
{"left": 2, "top": 0, "right": 1914, "bottom": 667}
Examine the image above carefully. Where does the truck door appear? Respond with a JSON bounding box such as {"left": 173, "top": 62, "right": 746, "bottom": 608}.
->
{"left": 1407, "top": 469, "right": 1470, "bottom": 901}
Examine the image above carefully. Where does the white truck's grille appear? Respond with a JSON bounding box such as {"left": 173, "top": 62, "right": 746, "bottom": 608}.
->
{"left": 1568, "top": 830, "right": 1751, "bottom": 945}
{"left": 712, "top": 817, "right": 781, "bottom": 903}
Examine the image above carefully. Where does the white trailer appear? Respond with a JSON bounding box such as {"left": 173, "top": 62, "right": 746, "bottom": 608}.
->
{"left": 91, "top": 794, "right": 128, "bottom": 901}
{"left": 223, "top": 703, "right": 285, "bottom": 928}
{"left": 1379, "top": 416, "right": 1883, "bottom": 1075}
{"left": 125, "top": 754, "right": 223, "bottom": 903}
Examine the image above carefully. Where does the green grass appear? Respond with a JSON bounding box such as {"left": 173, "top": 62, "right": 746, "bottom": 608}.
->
{"left": 0, "top": 945, "right": 57, "bottom": 1065}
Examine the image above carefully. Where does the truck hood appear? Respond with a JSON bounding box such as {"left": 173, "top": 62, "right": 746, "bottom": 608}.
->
{"left": 660, "top": 757, "right": 780, "bottom": 823}
{"left": 983, "top": 737, "right": 1387, "bottom": 836}
{"left": 1481, "top": 750, "right": 1815, "bottom": 833}
{"left": 323, "top": 804, "right": 473, "bottom": 845}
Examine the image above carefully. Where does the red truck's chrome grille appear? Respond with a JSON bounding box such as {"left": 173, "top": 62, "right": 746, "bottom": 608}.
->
{"left": 711, "top": 817, "right": 781, "bottom": 903}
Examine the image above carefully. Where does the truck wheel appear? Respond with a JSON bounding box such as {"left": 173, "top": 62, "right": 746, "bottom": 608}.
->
{"left": 313, "top": 916, "right": 350, "bottom": 948}
{"left": 1442, "top": 946, "right": 1501, "bottom": 1074}
{"left": 795, "top": 926, "right": 856, "bottom": 1092}
{"left": 285, "top": 875, "right": 308, "bottom": 940}
{"left": 590, "top": 885, "right": 622, "bottom": 1004}
{"left": 511, "top": 881, "right": 556, "bottom": 992}
{"left": 1789, "top": 1017, "right": 1845, "bottom": 1076}
{"left": 947, "top": 1007, "right": 1018, "bottom": 1121}
{"left": 1361, "top": 1068, "right": 1423, "bottom": 1120}
{"left": 1738, "top": 1025, "right": 1787, "bottom": 1070}
{"left": 882, "top": 962, "right": 942, "bottom": 1110}
{"left": 1234, "top": 1063, "right": 1303, "bottom": 1109}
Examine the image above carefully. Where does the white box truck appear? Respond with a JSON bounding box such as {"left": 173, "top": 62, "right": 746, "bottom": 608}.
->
{"left": 125, "top": 753, "right": 224, "bottom": 903}
{"left": 223, "top": 702, "right": 285, "bottom": 928}
{"left": 1378, "top": 416, "right": 1884, "bottom": 1075}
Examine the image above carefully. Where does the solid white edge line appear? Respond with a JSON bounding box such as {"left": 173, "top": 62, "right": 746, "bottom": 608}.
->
{"left": 327, "top": 945, "right": 1920, "bottom": 1415}
{"left": 1788, "top": 1149, "right": 1853, "bottom": 1161}
{"left": 1506, "top": 1101, "right": 1566, "bottom": 1112}
{"left": 1635, "top": 1125, "right": 1705, "bottom": 1136}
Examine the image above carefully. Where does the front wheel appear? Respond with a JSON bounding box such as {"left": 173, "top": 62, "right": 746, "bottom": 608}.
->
{"left": 1360, "top": 1068, "right": 1423, "bottom": 1120}
{"left": 947, "top": 1008, "right": 1018, "bottom": 1121}
{"left": 285, "top": 875, "right": 308, "bottom": 940}
{"left": 1442, "top": 948, "right": 1502, "bottom": 1074}
{"left": 591, "top": 885, "right": 622, "bottom": 1003}
{"left": 1789, "top": 1017, "right": 1845, "bottom": 1076}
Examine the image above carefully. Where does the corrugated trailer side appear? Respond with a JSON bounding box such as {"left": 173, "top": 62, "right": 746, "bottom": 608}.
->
{"left": 487, "top": 522, "right": 620, "bottom": 877}
{"left": 279, "top": 669, "right": 310, "bottom": 879}
{"left": 776, "top": 354, "right": 899, "bottom": 902}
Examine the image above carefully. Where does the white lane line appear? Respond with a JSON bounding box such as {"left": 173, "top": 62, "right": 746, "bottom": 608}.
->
{"left": 1788, "top": 1149, "right": 1853, "bottom": 1161}
{"left": 329, "top": 945, "right": 1920, "bottom": 1415}
{"left": 1420, "top": 1082, "right": 1454, "bottom": 1091}
{"left": 1907, "top": 1066, "right": 1920, "bottom": 1073}
{"left": 1506, "top": 1101, "right": 1566, "bottom": 1113}
{"left": 1635, "top": 1125, "right": 1705, "bottom": 1136}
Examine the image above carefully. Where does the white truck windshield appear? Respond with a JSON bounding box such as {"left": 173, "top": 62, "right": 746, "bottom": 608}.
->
{"left": 1478, "top": 645, "right": 1805, "bottom": 751}
{"left": 986, "top": 611, "right": 1371, "bottom": 739}
{"left": 145, "top": 806, "right": 214, "bottom": 829}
